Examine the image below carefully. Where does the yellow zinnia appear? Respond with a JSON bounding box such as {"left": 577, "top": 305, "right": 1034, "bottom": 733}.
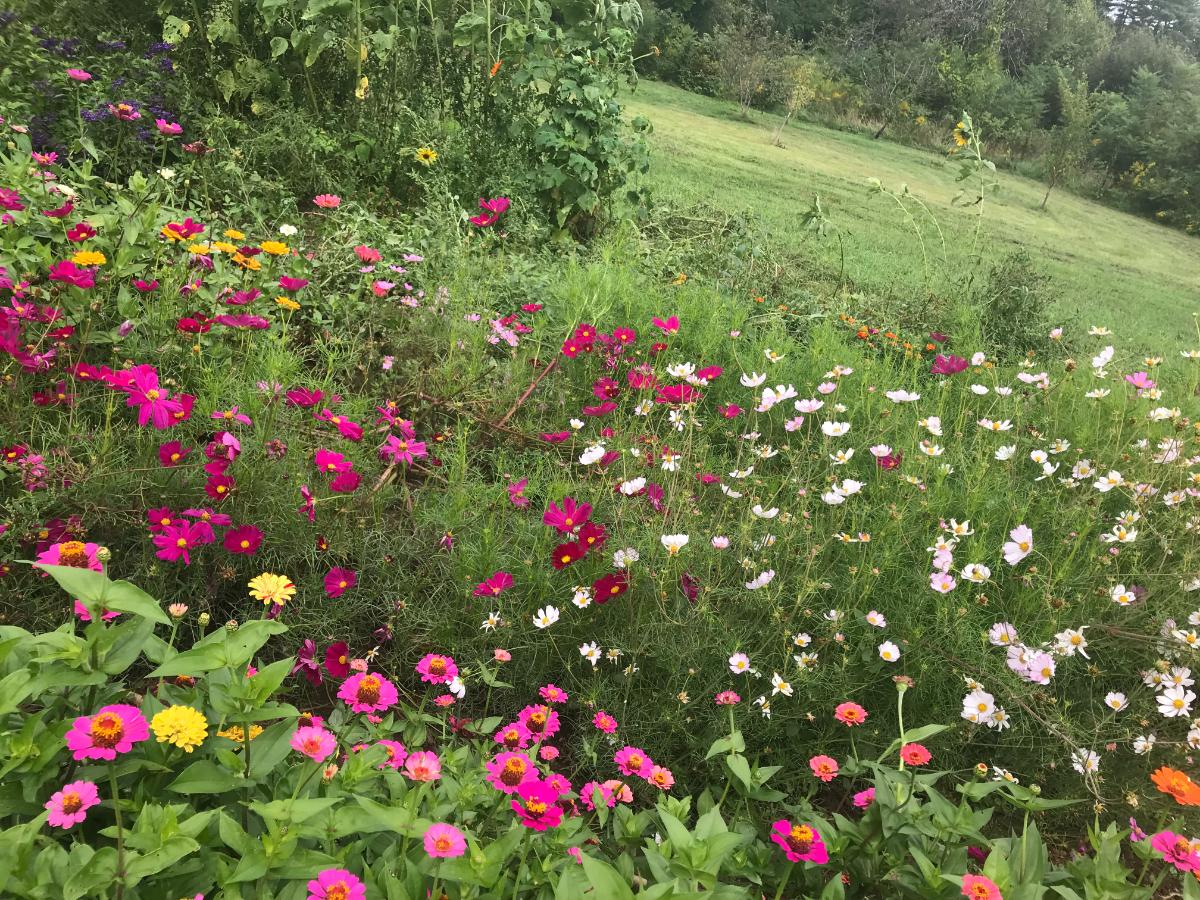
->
{"left": 231, "top": 252, "right": 262, "bottom": 271}
{"left": 210, "top": 241, "right": 238, "bottom": 254}
{"left": 259, "top": 241, "right": 289, "bottom": 256}
{"left": 248, "top": 572, "right": 296, "bottom": 606}
{"left": 151, "top": 706, "right": 209, "bottom": 752}
{"left": 71, "top": 250, "right": 106, "bottom": 267}
{"left": 276, "top": 296, "right": 300, "bottom": 311}
{"left": 217, "top": 724, "right": 263, "bottom": 742}
{"left": 224, "top": 228, "right": 246, "bottom": 240}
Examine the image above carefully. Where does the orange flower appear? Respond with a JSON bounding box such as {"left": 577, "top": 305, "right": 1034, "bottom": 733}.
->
{"left": 1151, "top": 767, "right": 1200, "bottom": 806}
{"left": 489, "top": 60, "right": 503, "bottom": 78}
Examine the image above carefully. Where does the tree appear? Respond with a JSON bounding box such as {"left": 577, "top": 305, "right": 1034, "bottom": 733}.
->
{"left": 771, "top": 58, "right": 819, "bottom": 145}
{"left": 1040, "top": 71, "right": 1095, "bottom": 209}
{"left": 711, "top": 9, "right": 795, "bottom": 118}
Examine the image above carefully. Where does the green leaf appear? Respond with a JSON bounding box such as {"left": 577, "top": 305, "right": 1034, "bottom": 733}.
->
{"left": 704, "top": 731, "right": 745, "bottom": 760}
{"left": 270, "top": 36, "right": 289, "bottom": 58}
{"left": 149, "top": 644, "right": 228, "bottom": 678}
{"left": 124, "top": 836, "right": 199, "bottom": 881}
{"left": 167, "top": 760, "right": 242, "bottom": 794}
{"left": 104, "top": 580, "right": 170, "bottom": 625}
{"left": 724, "top": 754, "right": 753, "bottom": 794}
{"left": 580, "top": 855, "right": 635, "bottom": 900}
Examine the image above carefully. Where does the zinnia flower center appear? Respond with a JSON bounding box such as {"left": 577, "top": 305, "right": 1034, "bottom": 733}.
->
{"left": 968, "top": 886, "right": 991, "bottom": 900}
{"left": 302, "top": 737, "right": 322, "bottom": 754}
{"left": 90, "top": 712, "right": 124, "bottom": 747}
{"left": 526, "top": 799, "right": 547, "bottom": 816}
{"left": 502, "top": 729, "right": 521, "bottom": 748}
{"left": 429, "top": 658, "right": 446, "bottom": 676}
{"left": 60, "top": 791, "right": 82, "bottom": 814}
{"left": 356, "top": 676, "right": 381, "bottom": 704}
{"left": 527, "top": 711, "right": 547, "bottom": 732}
{"left": 57, "top": 541, "right": 89, "bottom": 567}
{"left": 434, "top": 835, "right": 453, "bottom": 852}
{"left": 325, "top": 882, "right": 351, "bottom": 900}
{"left": 629, "top": 754, "right": 643, "bottom": 769}
{"left": 786, "top": 825, "right": 813, "bottom": 853}
{"left": 501, "top": 758, "right": 527, "bottom": 785}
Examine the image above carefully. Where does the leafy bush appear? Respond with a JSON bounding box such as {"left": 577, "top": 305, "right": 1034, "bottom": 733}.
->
{"left": 975, "top": 252, "right": 1057, "bottom": 362}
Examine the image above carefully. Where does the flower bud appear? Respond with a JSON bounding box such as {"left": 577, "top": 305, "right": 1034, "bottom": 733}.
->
{"left": 225, "top": 619, "right": 239, "bottom": 632}
{"left": 198, "top": 612, "right": 211, "bottom": 626}
{"left": 95, "top": 546, "right": 112, "bottom": 562}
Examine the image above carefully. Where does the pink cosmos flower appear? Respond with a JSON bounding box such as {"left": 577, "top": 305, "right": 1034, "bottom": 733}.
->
{"left": 473, "top": 571, "right": 513, "bottom": 597}
{"left": 313, "top": 194, "right": 342, "bottom": 209}
{"left": 158, "top": 440, "right": 190, "bottom": 467}
{"left": 810, "top": 755, "right": 839, "bottom": 782}
{"left": 614, "top": 746, "right": 652, "bottom": 777}
{"left": 1002, "top": 524, "right": 1033, "bottom": 565}
{"left": 592, "top": 710, "right": 618, "bottom": 734}
{"left": 324, "top": 567, "right": 357, "bottom": 598}
{"left": 317, "top": 409, "right": 364, "bottom": 442}
{"left": 508, "top": 478, "right": 530, "bottom": 508}
{"left": 291, "top": 725, "right": 337, "bottom": 762}
{"left": 211, "top": 406, "right": 251, "bottom": 426}
{"left": 416, "top": 653, "right": 458, "bottom": 684}
{"left": 646, "top": 765, "right": 675, "bottom": 790}
{"left": 48, "top": 260, "right": 94, "bottom": 289}
{"left": 379, "top": 434, "right": 427, "bottom": 464}
{"left": 1151, "top": 831, "right": 1200, "bottom": 873}
{"left": 469, "top": 196, "right": 510, "bottom": 227}
{"left": 930, "top": 354, "right": 968, "bottom": 375}
{"left": 512, "top": 779, "right": 563, "bottom": 830}
{"left": 223, "top": 524, "right": 263, "bottom": 555}
{"left": 325, "top": 642, "right": 351, "bottom": 678}
{"left": 853, "top": 787, "right": 876, "bottom": 808}
{"left": 122, "top": 364, "right": 181, "bottom": 429}
{"left": 543, "top": 497, "right": 591, "bottom": 533}
{"left": 424, "top": 823, "right": 467, "bottom": 858}
{"left": 45, "top": 780, "right": 101, "bottom": 829}
{"left": 67, "top": 68, "right": 93, "bottom": 81}
{"left": 376, "top": 739, "right": 407, "bottom": 769}
{"left": 652, "top": 315, "right": 680, "bottom": 335}
{"left": 279, "top": 276, "right": 309, "bottom": 292}
{"left": 900, "top": 743, "right": 932, "bottom": 766}
{"left": 338, "top": 672, "right": 398, "bottom": 713}
{"left": 152, "top": 520, "right": 213, "bottom": 564}
{"left": 834, "top": 702, "right": 868, "bottom": 726}
{"left": 371, "top": 280, "right": 394, "bottom": 297}
{"left": 66, "top": 704, "right": 150, "bottom": 761}
{"left": 961, "top": 874, "right": 1003, "bottom": 900}
{"left": 486, "top": 751, "right": 537, "bottom": 794}
{"left": 314, "top": 448, "right": 352, "bottom": 475}
{"left": 306, "top": 869, "right": 365, "bottom": 900}
{"left": 770, "top": 820, "right": 829, "bottom": 864}
{"left": 403, "top": 750, "right": 442, "bottom": 782}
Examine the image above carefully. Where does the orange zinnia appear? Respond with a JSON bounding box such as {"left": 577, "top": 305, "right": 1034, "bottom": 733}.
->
{"left": 1151, "top": 766, "right": 1200, "bottom": 806}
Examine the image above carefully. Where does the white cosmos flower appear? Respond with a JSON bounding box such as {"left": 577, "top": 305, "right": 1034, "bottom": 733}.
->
{"left": 1085, "top": 389, "right": 1110, "bottom": 399}
{"left": 770, "top": 672, "right": 793, "bottom": 696}
{"left": 920, "top": 441, "right": 944, "bottom": 457}
{"left": 978, "top": 418, "right": 1013, "bottom": 432}
{"left": 794, "top": 652, "right": 819, "bottom": 669}
{"left": 533, "top": 606, "right": 560, "bottom": 629}
{"left": 878, "top": 641, "right": 900, "bottom": 662}
{"left": 612, "top": 547, "right": 639, "bottom": 568}
{"left": 920, "top": 415, "right": 943, "bottom": 436}
{"left": 885, "top": 389, "right": 920, "bottom": 402}
{"left": 278, "top": 223, "right": 298, "bottom": 236}
{"left": 988, "top": 707, "right": 1011, "bottom": 730}
{"left": 995, "top": 445, "right": 1017, "bottom": 461}
{"left": 949, "top": 519, "right": 973, "bottom": 536}
{"left": 569, "top": 418, "right": 584, "bottom": 430}
{"left": 1104, "top": 692, "right": 1128, "bottom": 712}
{"left": 1071, "top": 748, "right": 1100, "bottom": 775}
{"left": 995, "top": 386, "right": 1013, "bottom": 396}
{"left": 988, "top": 622, "right": 1018, "bottom": 646}
{"left": 795, "top": 398, "right": 824, "bottom": 413}
{"left": 620, "top": 477, "right": 646, "bottom": 495}
{"left": 572, "top": 587, "right": 592, "bottom": 609}
{"left": 830, "top": 448, "right": 854, "bottom": 465}
{"left": 970, "top": 384, "right": 989, "bottom": 395}
{"left": 745, "top": 570, "right": 775, "bottom": 590}
{"left": 1091, "top": 345, "right": 1114, "bottom": 369}
{"left": 634, "top": 399, "right": 653, "bottom": 415}
{"left": 721, "top": 485, "right": 744, "bottom": 499}
{"left": 1054, "top": 627, "right": 1089, "bottom": 659}
{"left": 1158, "top": 686, "right": 1196, "bottom": 717}
{"left": 792, "top": 632, "right": 812, "bottom": 648}
{"left": 740, "top": 372, "right": 766, "bottom": 388}
{"left": 822, "top": 421, "right": 851, "bottom": 437}
{"left": 1094, "top": 470, "right": 1124, "bottom": 492}
{"left": 580, "top": 641, "right": 601, "bottom": 666}
{"left": 449, "top": 675, "right": 466, "bottom": 698}
{"left": 1088, "top": 325, "right": 1112, "bottom": 336}
{"left": 866, "top": 610, "right": 887, "bottom": 628}
{"left": 962, "top": 563, "right": 991, "bottom": 583}
{"left": 962, "top": 689, "right": 996, "bottom": 723}
{"left": 764, "top": 348, "right": 785, "bottom": 364}
{"left": 666, "top": 362, "right": 695, "bottom": 378}
{"left": 1133, "top": 734, "right": 1156, "bottom": 755}
{"left": 729, "top": 653, "right": 751, "bottom": 675}
{"left": 728, "top": 467, "right": 754, "bottom": 479}
{"left": 579, "top": 443, "right": 606, "bottom": 465}
{"left": 661, "top": 534, "right": 689, "bottom": 555}
{"left": 751, "top": 504, "right": 778, "bottom": 519}
{"left": 481, "top": 611, "right": 501, "bottom": 631}
{"left": 1110, "top": 584, "right": 1136, "bottom": 605}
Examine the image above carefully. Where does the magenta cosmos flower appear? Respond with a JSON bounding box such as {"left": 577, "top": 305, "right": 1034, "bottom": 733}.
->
{"left": 511, "top": 779, "right": 563, "bottom": 830}
{"left": 472, "top": 571, "right": 513, "bottom": 597}
{"left": 45, "top": 780, "right": 100, "bottom": 829}
{"left": 338, "top": 672, "right": 398, "bottom": 714}
{"left": 486, "top": 751, "right": 537, "bottom": 794}
{"left": 424, "top": 822, "right": 467, "bottom": 858}
{"left": 66, "top": 704, "right": 150, "bottom": 761}
{"left": 416, "top": 653, "right": 458, "bottom": 685}
{"left": 770, "top": 820, "right": 829, "bottom": 864}
{"left": 306, "top": 868, "right": 365, "bottom": 900}
{"left": 324, "top": 567, "right": 356, "bottom": 598}
{"left": 543, "top": 496, "right": 591, "bottom": 533}
{"left": 223, "top": 524, "right": 263, "bottom": 555}
{"left": 290, "top": 725, "right": 337, "bottom": 762}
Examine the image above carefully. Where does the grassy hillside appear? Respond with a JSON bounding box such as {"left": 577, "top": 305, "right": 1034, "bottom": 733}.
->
{"left": 626, "top": 80, "right": 1200, "bottom": 348}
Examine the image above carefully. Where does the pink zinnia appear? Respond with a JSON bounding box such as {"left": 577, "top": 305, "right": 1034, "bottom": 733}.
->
{"left": 486, "top": 751, "right": 537, "bottom": 794}
{"left": 324, "top": 567, "right": 357, "bottom": 598}
{"left": 714, "top": 690, "right": 741, "bottom": 705}
{"left": 539, "top": 683, "right": 568, "bottom": 704}
{"left": 65, "top": 704, "right": 149, "bottom": 761}
{"left": 313, "top": 194, "right": 341, "bottom": 209}
{"left": 646, "top": 765, "right": 674, "bottom": 791}
{"left": 900, "top": 743, "right": 932, "bottom": 766}
{"left": 1151, "top": 831, "right": 1200, "bottom": 873}
{"left": 44, "top": 780, "right": 100, "bottom": 829}
{"left": 592, "top": 710, "right": 618, "bottom": 733}
{"left": 580, "top": 780, "right": 615, "bottom": 811}
{"left": 66, "top": 69, "right": 92, "bottom": 82}
{"left": 614, "top": 746, "right": 652, "bottom": 777}
{"left": 290, "top": 725, "right": 337, "bottom": 762}
{"left": 853, "top": 787, "right": 875, "bottom": 809}
{"left": 518, "top": 703, "right": 560, "bottom": 740}
{"left": 376, "top": 739, "right": 407, "bottom": 769}
{"left": 809, "top": 754, "right": 839, "bottom": 782}
{"left": 354, "top": 244, "right": 381, "bottom": 263}
{"left": 961, "top": 874, "right": 1003, "bottom": 900}
{"left": 494, "top": 721, "right": 532, "bottom": 750}
{"left": 403, "top": 750, "right": 442, "bottom": 782}
{"left": 512, "top": 779, "right": 562, "bottom": 830}
{"left": 770, "top": 820, "right": 829, "bottom": 864}
{"left": 155, "top": 119, "right": 182, "bottom": 135}
{"left": 306, "top": 869, "right": 365, "bottom": 900}
{"left": 416, "top": 653, "right": 458, "bottom": 685}
{"left": 337, "top": 672, "right": 398, "bottom": 713}
{"left": 424, "top": 822, "right": 466, "bottom": 858}
{"left": 834, "top": 701, "right": 868, "bottom": 726}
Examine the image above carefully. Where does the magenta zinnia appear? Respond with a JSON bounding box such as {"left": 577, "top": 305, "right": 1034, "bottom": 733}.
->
{"left": 337, "top": 672, "right": 398, "bottom": 713}
{"left": 424, "top": 822, "right": 467, "bottom": 858}
{"left": 44, "top": 780, "right": 100, "bottom": 829}
{"left": 66, "top": 704, "right": 150, "bottom": 761}
{"left": 770, "top": 819, "right": 829, "bottom": 864}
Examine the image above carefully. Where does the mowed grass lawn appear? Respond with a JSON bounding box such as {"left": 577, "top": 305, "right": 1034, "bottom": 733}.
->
{"left": 626, "top": 80, "right": 1200, "bottom": 348}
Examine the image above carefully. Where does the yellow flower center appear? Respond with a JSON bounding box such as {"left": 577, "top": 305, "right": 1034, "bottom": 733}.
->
{"left": 786, "top": 825, "right": 813, "bottom": 853}
{"left": 90, "top": 712, "right": 124, "bottom": 747}
{"left": 57, "top": 541, "right": 89, "bottom": 568}
{"left": 356, "top": 675, "right": 381, "bottom": 704}
{"left": 60, "top": 791, "right": 82, "bottom": 814}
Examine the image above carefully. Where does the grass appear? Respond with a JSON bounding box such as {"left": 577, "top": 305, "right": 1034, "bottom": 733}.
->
{"left": 625, "top": 80, "right": 1200, "bottom": 349}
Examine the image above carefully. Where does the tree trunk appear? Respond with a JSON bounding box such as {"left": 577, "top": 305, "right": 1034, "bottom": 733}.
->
{"left": 873, "top": 120, "right": 887, "bottom": 140}
{"left": 771, "top": 110, "right": 793, "bottom": 146}
{"left": 1040, "top": 183, "right": 1053, "bottom": 210}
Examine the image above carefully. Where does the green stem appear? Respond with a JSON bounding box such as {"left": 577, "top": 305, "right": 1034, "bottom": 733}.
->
{"left": 109, "top": 765, "right": 126, "bottom": 900}
{"left": 772, "top": 864, "right": 794, "bottom": 900}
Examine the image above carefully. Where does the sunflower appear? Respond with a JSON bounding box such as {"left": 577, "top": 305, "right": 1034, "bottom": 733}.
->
{"left": 415, "top": 147, "right": 438, "bottom": 166}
